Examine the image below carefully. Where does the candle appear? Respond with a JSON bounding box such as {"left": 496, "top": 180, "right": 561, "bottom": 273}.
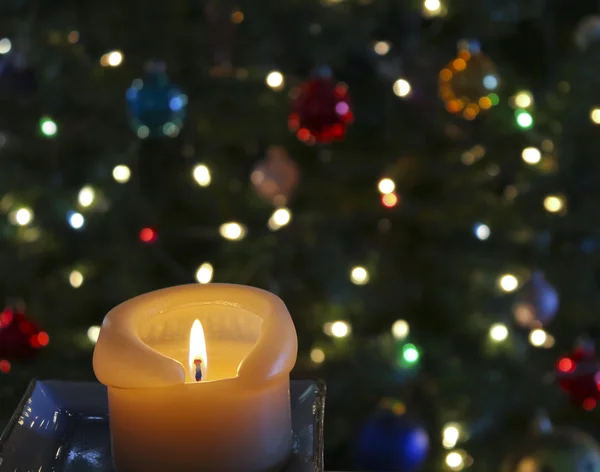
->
{"left": 93, "top": 284, "right": 298, "bottom": 472}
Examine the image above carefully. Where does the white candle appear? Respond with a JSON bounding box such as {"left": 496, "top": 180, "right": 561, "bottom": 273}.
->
{"left": 93, "top": 284, "right": 298, "bottom": 472}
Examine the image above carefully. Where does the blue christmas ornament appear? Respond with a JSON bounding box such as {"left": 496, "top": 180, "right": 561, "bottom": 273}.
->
{"left": 126, "top": 61, "right": 187, "bottom": 138}
{"left": 357, "top": 401, "right": 429, "bottom": 472}
{"left": 513, "top": 271, "right": 559, "bottom": 328}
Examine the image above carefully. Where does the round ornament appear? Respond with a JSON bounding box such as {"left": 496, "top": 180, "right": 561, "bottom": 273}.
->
{"left": 439, "top": 47, "right": 500, "bottom": 120}
{"left": 0, "top": 306, "right": 48, "bottom": 360}
{"left": 251, "top": 146, "right": 299, "bottom": 206}
{"left": 513, "top": 271, "right": 559, "bottom": 329}
{"left": 126, "top": 61, "right": 187, "bottom": 138}
{"left": 502, "top": 427, "right": 600, "bottom": 472}
{"left": 357, "top": 400, "right": 429, "bottom": 472}
{"left": 555, "top": 340, "right": 600, "bottom": 408}
{"left": 574, "top": 15, "right": 600, "bottom": 50}
{"left": 288, "top": 69, "right": 353, "bottom": 144}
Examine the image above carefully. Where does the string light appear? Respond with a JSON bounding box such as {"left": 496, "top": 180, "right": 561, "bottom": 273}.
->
{"left": 373, "top": 41, "right": 390, "bottom": 56}
{"left": 0, "top": 38, "right": 11, "bottom": 54}
{"left": 402, "top": 344, "right": 420, "bottom": 363}
{"left": 68, "top": 211, "right": 85, "bottom": 229}
{"left": 310, "top": 348, "right": 326, "bottom": 364}
{"left": 516, "top": 110, "right": 533, "bottom": 129}
{"left": 393, "top": 79, "right": 411, "bottom": 98}
{"left": 514, "top": 91, "right": 533, "bottom": 108}
{"left": 473, "top": 223, "right": 490, "bottom": 240}
{"left": 69, "top": 270, "right": 84, "bottom": 288}
{"left": 192, "top": 164, "right": 211, "bottom": 187}
{"left": 137, "top": 126, "right": 150, "bottom": 139}
{"left": 101, "top": 50, "right": 123, "bottom": 67}
{"left": 324, "top": 321, "right": 351, "bottom": 338}
{"left": 219, "top": 222, "right": 246, "bottom": 241}
{"left": 591, "top": 108, "right": 600, "bottom": 124}
{"left": 443, "top": 424, "right": 461, "bottom": 449}
{"left": 112, "top": 165, "right": 131, "bottom": 183}
{"left": 195, "top": 263, "right": 214, "bottom": 284}
{"left": 67, "top": 31, "right": 79, "bottom": 44}
{"left": 529, "top": 329, "right": 547, "bottom": 347}
{"left": 0, "top": 359, "right": 10, "bottom": 373}
{"left": 498, "top": 274, "right": 519, "bottom": 292}
{"left": 381, "top": 193, "right": 399, "bottom": 208}
{"left": 231, "top": 10, "right": 244, "bottom": 23}
{"left": 266, "top": 71, "right": 284, "bottom": 90}
{"left": 446, "top": 451, "right": 464, "bottom": 470}
{"left": 378, "top": 178, "right": 396, "bottom": 195}
{"left": 87, "top": 326, "right": 101, "bottom": 344}
{"left": 350, "top": 266, "right": 369, "bottom": 285}
{"left": 78, "top": 186, "right": 95, "bottom": 207}
{"left": 391, "top": 320, "right": 410, "bottom": 340}
{"left": 40, "top": 117, "right": 58, "bottom": 137}
{"left": 12, "top": 207, "right": 33, "bottom": 226}
{"left": 422, "top": 0, "right": 443, "bottom": 16}
{"left": 489, "top": 323, "right": 508, "bottom": 342}
{"left": 268, "top": 208, "right": 292, "bottom": 231}
{"left": 544, "top": 195, "right": 565, "bottom": 213}
{"left": 139, "top": 227, "right": 158, "bottom": 244}
{"left": 521, "top": 147, "right": 541, "bottom": 164}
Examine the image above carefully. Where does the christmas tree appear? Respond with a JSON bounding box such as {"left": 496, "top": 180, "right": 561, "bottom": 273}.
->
{"left": 4, "top": 0, "right": 600, "bottom": 470}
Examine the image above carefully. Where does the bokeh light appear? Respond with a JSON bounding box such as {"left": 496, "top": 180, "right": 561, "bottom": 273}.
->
{"left": 87, "top": 326, "right": 101, "bottom": 344}
{"left": 113, "top": 165, "right": 131, "bottom": 183}
{"left": 69, "top": 270, "right": 84, "bottom": 288}
{"left": 474, "top": 223, "right": 490, "bottom": 241}
{"left": 78, "top": 186, "right": 95, "bottom": 207}
{"left": 521, "top": 147, "right": 541, "bottom": 164}
{"left": 391, "top": 320, "right": 410, "bottom": 340}
{"left": 219, "top": 222, "right": 246, "bottom": 241}
{"left": 266, "top": 71, "right": 284, "bottom": 90}
{"left": 544, "top": 195, "right": 565, "bottom": 213}
{"left": 529, "top": 329, "right": 547, "bottom": 347}
{"left": 12, "top": 207, "right": 33, "bottom": 226}
{"left": 350, "top": 266, "right": 369, "bottom": 285}
{"left": 0, "top": 38, "right": 11, "bottom": 54}
{"left": 393, "top": 79, "right": 411, "bottom": 97}
{"left": 310, "top": 348, "right": 326, "bottom": 364}
{"left": 193, "top": 164, "right": 211, "bottom": 187}
{"left": 498, "top": 274, "right": 518, "bottom": 292}
{"left": 195, "top": 262, "right": 214, "bottom": 284}
{"left": 40, "top": 117, "right": 58, "bottom": 137}
{"left": 489, "top": 323, "right": 508, "bottom": 342}
{"left": 68, "top": 211, "right": 85, "bottom": 229}
{"left": 268, "top": 208, "right": 292, "bottom": 231}
{"left": 378, "top": 178, "right": 395, "bottom": 195}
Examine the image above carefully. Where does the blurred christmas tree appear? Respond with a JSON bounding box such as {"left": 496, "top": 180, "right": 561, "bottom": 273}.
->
{"left": 5, "top": 0, "right": 600, "bottom": 470}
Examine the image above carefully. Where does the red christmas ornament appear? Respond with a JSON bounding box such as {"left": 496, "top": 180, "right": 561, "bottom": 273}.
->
{"left": 288, "top": 76, "right": 353, "bottom": 144}
{"left": 0, "top": 306, "right": 48, "bottom": 361}
{"left": 556, "top": 340, "right": 600, "bottom": 409}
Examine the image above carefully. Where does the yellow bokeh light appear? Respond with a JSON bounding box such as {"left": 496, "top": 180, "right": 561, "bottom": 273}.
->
{"left": 591, "top": 108, "right": 600, "bottom": 124}
{"left": 266, "top": 71, "right": 284, "bottom": 90}
{"left": 393, "top": 78, "right": 411, "bottom": 97}
{"left": 543, "top": 195, "right": 565, "bottom": 213}
{"left": 443, "top": 424, "right": 461, "bottom": 449}
{"left": 521, "top": 147, "right": 541, "bottom": 165}
{"left": 514, "top": 91, "right": 533, "bottom": 108}
{"left": 489, "top": 323, "right": 508, "bottom": 342}
{"left": 350, "top": 266, "right": 369, "bottom": 285}
{"left": 310, "top": 348, "right": 326, "bottom": 364}
{"left": 452, "top": 58, "right": 466, "bottom": 71}
{"left": 373, "top": 41, "right": 391, "bottom": 56}
{"left": 219, "top": 222, "right": 246, "bottom": 241}
{"left": 193, "top": 164, "right": 211, "bottom": 187}
{"left": 231, "top": 10, "right": 244, "bottom": 23}
{"left": 12, "top": 207, "right": 33, "bottom": 226}
{"left": 78, "top": 186, "right": 95, "bottom": 208}
{"left": 195, "top": 262, "right": 214, "bottom": 284}
{"left": 423, "top": 0, "right": 442, "bottom": 15}
{"left": 378, "top": 178, "right": 396, "bottom": 195}
{"left": 330, "top": 321, "right": 350, "bottom": 338}
{"left": 112, "top": 165, "right": 131, "bottom": 183}
{"left": 446, "top": 451, "right": 464, "bottom": 470}
{"left": 499, "top": 274, "right": 518, "bottom": 292}
{"left": 268, "top": 208, "right": 292, "bottom": 231}
{"left": 529, "top": 329, "right": 547, "bottom": 347}
{"left": 87, "top": 326, "right": 101, "bottom": 344}
{"left": 391, "top": 320, "right": 410, "bottom": 340}
{"left": 69, "top": 270, "right": 84, "bottom": 288}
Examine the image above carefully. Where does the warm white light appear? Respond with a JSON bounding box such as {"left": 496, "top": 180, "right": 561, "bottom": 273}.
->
{"left": 423, "top": 0, "right": 442, "bottom": 13}
{"left": 266, "top": 71, "right": 284, "bottom": 90}
{"left": 112, "top": 165, "right": 131, "bottom": 183}
{"left": 193, "top": 164, "right": 211, "bottom": 187}
{"left": 591, "top": 108, "right": 600, "bottom": 124}
{"left": 544, "top": 195, "right": 565, "bottom": 213}
{"left": 189, "top": 320, "right": 208, "bottom": 381}
{"left": 443, "top": 424, "right": 461, "bottom": 449}
{"left": 330, "top": 321, "right": 350, "bottom": 338}
{"left": 0, "top": 38, "right": 11, "bottom": 54}
{"left": 87, "top": 326, "right": 101, "bottom": 344}
{"left": 499, "top": 274, "right": 518, "bottom": 292}
{"left": 69, "top": 270, "right": 84, "bottom": 288}
{"left": 350, "top": 266, "right": 369, "bottom": 285}
{"left": 78, "top": 186, "right": 95, "bottom": 207}
{"left": 378, "top": 178, "right": 396, "bottom": 195}
{"left": 67, "top": 211, "right": 84, "bottom": 229}
{"left": 13, "top": 208, "right": 33, "bottom": 226}
{"left": 393, "top": 79, "right": 411, "bottom": 98}
{"left": 474, "top": 223, "right": 490, "bottom": 241}
{"left": 522, "top": 147, "right": 541, "bottom": 164}
{"left": 268, "top": 208, "right": 292, "bottom": 230}
{"left": 106, "top": 50, "right": 123, "bottom": 67}
{"left": 310, "top": 348, "right": 326, "bottom": 364}
{"left": 219, "top": 222, "right": 246, "bottom": 241}
{"left": 489, "top": 323, "right": 508, "bottom": 342}
{"left": 446, "top": 452, "right": 464, "bottom": 470}
{"left": 514, "top": 91, "right": 533, "bottom": 108}
{"left": 392, "top": 320, "right": 410, "bottom": 340}
{"left": 195, "top": 263, "right": 214, "bottom": 284}
{"left": 374, "top": 41, "right": 391, "bottom": 56}
{"left": 529, "top": 329, "right": 547, "bottom": 347}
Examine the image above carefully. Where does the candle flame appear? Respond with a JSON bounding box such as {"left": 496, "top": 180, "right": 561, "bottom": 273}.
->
{"left": 189, "top": 320, "right": 208, "bottom": 381}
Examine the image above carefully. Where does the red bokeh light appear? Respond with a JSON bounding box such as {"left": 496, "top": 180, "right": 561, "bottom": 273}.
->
{"left": 382, "top": 193, "right": 399, "bottom": 208}
{"left": 30, "top": 334, "right": 40, "bottom": 348}
{"left": 0, "top": 310, "right": 13, "bottom": 326}
{"left": 0, "top": 359, "right": 11, "bottom": 373}
{"left": 557, "top": 357, "right": 575, "bottom": 373}
{"left": 38, "top": 332, "right": 49, "bottom": 347}
{"left": 139, "top": 227, "right": 158, "bottom": 244}
{"left": 584, "top": 397, "right": 597, "bottom": 411}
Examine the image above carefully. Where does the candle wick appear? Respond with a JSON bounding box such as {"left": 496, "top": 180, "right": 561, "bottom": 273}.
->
{"left": 194, "top": 359, "right": 203, "bottom": 382}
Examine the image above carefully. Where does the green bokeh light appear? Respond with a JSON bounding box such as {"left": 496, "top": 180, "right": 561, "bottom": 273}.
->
{"left": 516, "top": 111, "right": 533, "bottom": 129}
{"left": 40, "top": 117, "right": 58, "bottom": 137}
{"left": 402, "top": 344, "right": 420, "bottom": 363}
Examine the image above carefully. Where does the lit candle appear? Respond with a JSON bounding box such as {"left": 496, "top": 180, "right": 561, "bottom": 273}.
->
{"left": 93, "top": 284, "right": 298, "bottom": 472}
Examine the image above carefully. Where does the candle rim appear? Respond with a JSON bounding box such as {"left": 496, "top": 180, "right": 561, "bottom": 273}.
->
{"left": 93, "top": 284, "right": 298, "bottom": 389}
